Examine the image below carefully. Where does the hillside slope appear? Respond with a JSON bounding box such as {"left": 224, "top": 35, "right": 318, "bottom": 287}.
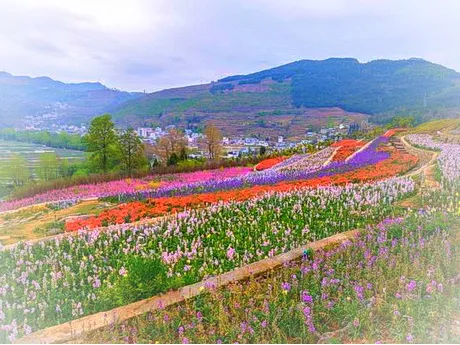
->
{"left": 0, "top": 72, "right": 141, "bottom": 127}
{"left": 113, "top": 58, "right": 460, "bottom": 137}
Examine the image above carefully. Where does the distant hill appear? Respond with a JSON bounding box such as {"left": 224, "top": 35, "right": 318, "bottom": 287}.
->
{"left": 112, "top": 58, "right": 460, "bottom": 138}
{"left": 0, "top": 72, "right": 141, "bottom": 127}
{"left": 2, "top": 58, "right": 460, "bottom": 139}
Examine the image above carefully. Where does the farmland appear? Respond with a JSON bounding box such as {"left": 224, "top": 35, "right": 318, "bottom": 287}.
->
{"left": 0, "top": 124, "right": 459, "bottom": 343}
{"left": 0, "top": 140, "right": 87, "bottom": 199}
{"left": 0, "top": 140, "right": 86, "bottom": 164}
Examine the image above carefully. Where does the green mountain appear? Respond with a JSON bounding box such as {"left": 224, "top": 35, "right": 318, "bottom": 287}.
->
{"left": 0, "top": 72, "right": 141, "bottom": 127}
{"left": 113, "top": 58, "right": 460, "bottom": 138}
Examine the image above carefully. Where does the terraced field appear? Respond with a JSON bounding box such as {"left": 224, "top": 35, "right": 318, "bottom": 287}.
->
{"left": 0, "top": 125, "right": 459, "bottom": 344}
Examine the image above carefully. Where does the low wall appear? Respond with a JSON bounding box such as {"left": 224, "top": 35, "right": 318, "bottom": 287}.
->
{"left": 15, "top": 229, "right": 359, "bottom": 344}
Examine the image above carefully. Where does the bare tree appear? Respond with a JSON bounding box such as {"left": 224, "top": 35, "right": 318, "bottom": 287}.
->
{"left": 152, "top": 128, "right": 188, "bottom": 165}
{"left": 117, "top": 128, "right": 147, "bottom": 176}
{"left": 202, "top": 124, "right": 223, "bottom": 161}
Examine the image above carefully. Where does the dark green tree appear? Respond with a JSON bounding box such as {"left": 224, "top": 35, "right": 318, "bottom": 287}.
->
{"left": 167, "top": 152, "right": 179, "bottom": 166}
{"left": 388, "top": 116, "right": 416, "bottom": 128}
{"left": 84, "top": 114, "right": 117, "bottom": 173}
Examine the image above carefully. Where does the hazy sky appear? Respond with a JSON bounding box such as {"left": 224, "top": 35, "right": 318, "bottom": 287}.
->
{"left": 0, "top": 0, "right": 459, "bottom": 92}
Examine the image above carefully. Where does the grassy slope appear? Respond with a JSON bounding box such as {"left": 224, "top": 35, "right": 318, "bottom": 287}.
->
{"left": 408, "top": 118, "right": 460, "bottom": 134}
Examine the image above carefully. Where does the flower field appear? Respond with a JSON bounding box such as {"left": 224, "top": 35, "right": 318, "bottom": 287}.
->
{"left": 84, "top": 211, "right": 460, "bottom": 344}
{"left": 67, "top": 138, "right": 418, "bottom": 231}
{"left": 331, "top": 139, "right": 365, "bottom": 162}
{"left": 254, "top": 157, "right": 286, "bottom": 171}
{"left": 1, "top": 130, "right": 459, "bottom": 343}
{"left": 0, "top": 167, "right": 252, "bottom": 213}
{"left": 82, "top": 135, "right": 398, "bottom": 205}
{"left": 77, "top": 134, "right": 460, "bottom": 344}
{"left": 406, "top": 134, "right": 460, "bottom": 183}
{"left": 0, "top": 177, "right": 415, "bottom": 340}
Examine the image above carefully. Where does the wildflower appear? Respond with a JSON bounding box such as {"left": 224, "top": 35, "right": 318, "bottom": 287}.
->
{"left": 406, "top": 280, "right": 417, "bottom": 292}
{"left": 93, "top": 277, "right": 101, "bottom": 288}
{"left": 23, "top": 324, "right": 32, "bottom": 335}
{"left": 227, "top": 247, "right": 236, "bottom": 260}
{"left": 281, "top": 282, "right": 291, "bottom": 292}
{"left": 426, "top": 284, "right": 434, "bottom": 294}
{"left": 354, "top": 285, "right": 365, "bottom": 301}
{"left": 196, "top": 311, "right": 203, "bottom": 322}
{"left": 301, "top": 291, "right": 314, "bottom": 304}
{"left": 353, "top": 318, "right": 360, "bottom": 327}
{"left": 406, "top": 334, "right": 414, "bottom": 342}
{"left": 119, "top": 267, "right": 128, "bottom": 277}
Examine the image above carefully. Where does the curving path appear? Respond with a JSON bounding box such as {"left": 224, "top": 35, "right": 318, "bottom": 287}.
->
{"left": 400, "top": 135, "right": 440, "bottom": 188}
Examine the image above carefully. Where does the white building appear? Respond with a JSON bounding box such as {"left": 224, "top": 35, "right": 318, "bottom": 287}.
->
{"left": 137, "top": 127, "right": 155, "bottom": 138}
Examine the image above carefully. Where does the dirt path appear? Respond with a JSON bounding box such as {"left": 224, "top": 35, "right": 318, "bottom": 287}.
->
{"left": 400, "top": 135, "right": 440, "bottom": 188}
{"left": 0, "top": 210, "right": 173, "bottom": 252}
{"left": 0, "top": 200, "right": 104, "bottom": 246}
{"left": 0, "top": 197, "right": 99, "bottom": 217}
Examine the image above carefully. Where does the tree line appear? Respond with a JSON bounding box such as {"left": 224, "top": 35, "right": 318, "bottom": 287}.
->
{"left": 0, "top": 128, "right": 86, "bottom": 151}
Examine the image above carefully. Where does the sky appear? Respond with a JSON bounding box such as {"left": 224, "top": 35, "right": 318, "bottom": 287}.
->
{"left": 0, "top": 0, "right": 459, "bottom": 92}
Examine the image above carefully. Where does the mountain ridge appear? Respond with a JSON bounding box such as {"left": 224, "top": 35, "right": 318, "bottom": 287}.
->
{"left": 1, "top": 57, "right": 460, "bottom": 138}
{"left": 0, "top": 71, "right": 142, "bottom": 127}
{"left": 111, "top": 57, "right": 460, "bottom": 137}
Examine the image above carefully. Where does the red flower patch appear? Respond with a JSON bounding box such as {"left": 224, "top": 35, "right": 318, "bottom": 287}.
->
{"left": 254, "top": 157, "right": 286, "bottom": 171}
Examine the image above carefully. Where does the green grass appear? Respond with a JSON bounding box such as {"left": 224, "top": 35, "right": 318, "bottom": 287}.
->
{"left": 408, "top": 118, "right": 460, "bottom": 134}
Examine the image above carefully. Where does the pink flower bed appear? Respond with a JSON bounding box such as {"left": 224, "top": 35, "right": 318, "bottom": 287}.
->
{"left": 0, "top": 167, "right": 252, "bottom": 212}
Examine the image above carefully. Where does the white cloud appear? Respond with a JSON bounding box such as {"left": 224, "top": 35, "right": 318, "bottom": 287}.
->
{"left": 0, "top": 0, "right": 459, "bottom": 91}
